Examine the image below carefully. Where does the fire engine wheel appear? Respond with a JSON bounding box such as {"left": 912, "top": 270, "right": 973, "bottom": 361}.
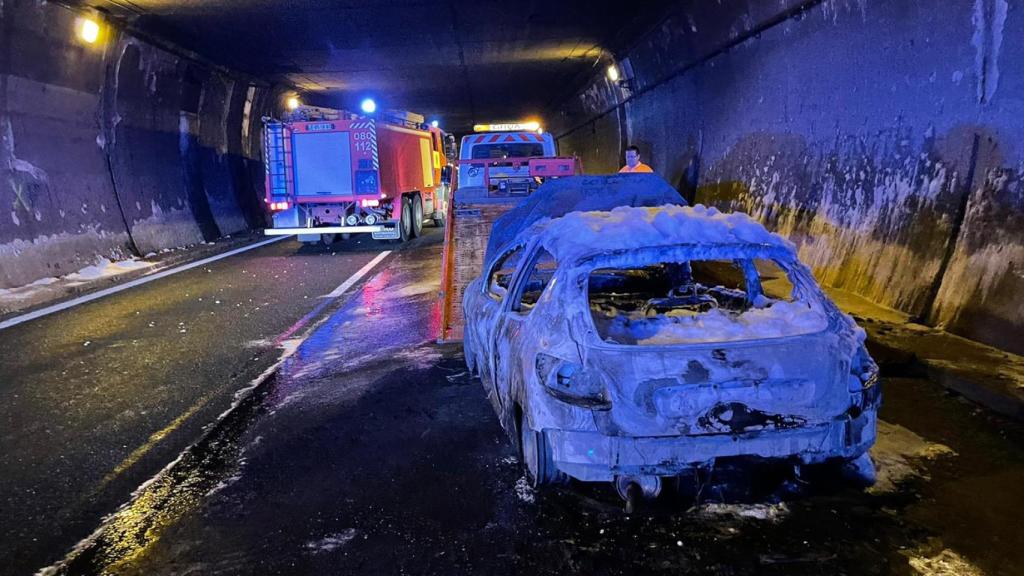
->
{"left": 319, "top": 233, "right": 339, "bottom": 245}
{"left": 411, "top": 196, "right": 424, "bottom": 238}
{"left": 398, "top": 199, "right": 413, "bottom": 242}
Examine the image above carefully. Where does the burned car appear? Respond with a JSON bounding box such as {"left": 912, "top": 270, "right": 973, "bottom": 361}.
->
{"left": 462, "top": 176, "right": 880, "bottom": 506}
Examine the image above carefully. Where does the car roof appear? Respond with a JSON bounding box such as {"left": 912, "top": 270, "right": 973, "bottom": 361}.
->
{"left": 485, "top": 174, "right": 687, "bottom": 266}
{"left": 525, "top": 204, "right": 796, "bottom": 264}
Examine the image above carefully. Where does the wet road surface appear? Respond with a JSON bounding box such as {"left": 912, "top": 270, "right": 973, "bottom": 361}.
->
{"left": 31, "top": 232, "right": 1024, "bottom": 576}
{"left": 0, "top": 233, "right": 400, "bottom": 574}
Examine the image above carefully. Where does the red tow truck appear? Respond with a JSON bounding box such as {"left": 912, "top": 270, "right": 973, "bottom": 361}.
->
{"left": 263, "top": 106, "right": 455, "bottom": 244}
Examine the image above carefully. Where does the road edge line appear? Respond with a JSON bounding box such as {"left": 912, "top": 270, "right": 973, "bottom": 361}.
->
{"left": 0, "top": 235, "right": 291, "bottom": 332}
{"left": 326, "top": 250, "right": 392, "bottom": 297}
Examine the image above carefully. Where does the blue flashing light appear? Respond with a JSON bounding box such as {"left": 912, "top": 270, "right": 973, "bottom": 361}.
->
{"left": 430, "top": 120, "right": 439, "bottom": 128}
{"left": 360, "top": 98, "right": 377, "bottom": 114}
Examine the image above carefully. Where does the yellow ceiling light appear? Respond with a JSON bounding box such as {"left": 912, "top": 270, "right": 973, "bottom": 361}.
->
{"left": 286, "top": 96, "right": 301, "bottom": 110}
{"left": 78, "top": 17, "right": 101, "bottom": 44}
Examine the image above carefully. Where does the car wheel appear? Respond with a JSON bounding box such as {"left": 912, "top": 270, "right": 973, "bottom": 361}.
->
{"left": 320, "top": 233, "right": 338, "bottom": 245}
{"left": 412, "top": 195, "right": 424, "bottom": 237}
{"left": 398, "top": 199, "right": 412, "bottom": 243}
{"left": 519, "top": 411, "right": 568, "bottom": 488}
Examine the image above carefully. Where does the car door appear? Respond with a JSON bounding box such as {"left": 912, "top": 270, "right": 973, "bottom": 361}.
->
{"left": 472, "top": 244, "right": 526, "bottom": 412}
{"left": 491, "top": 245, "right": 559, "bottom": 412}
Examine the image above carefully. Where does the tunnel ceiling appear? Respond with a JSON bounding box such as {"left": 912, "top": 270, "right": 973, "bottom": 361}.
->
{"left": 82, "top": 0, "right": 675, "bottom": 132}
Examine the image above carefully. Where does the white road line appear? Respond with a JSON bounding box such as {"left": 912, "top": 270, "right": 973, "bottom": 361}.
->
{"left": 0, "top": 235, "right": 291, "bottom": 332}
{"left": 325, "top": 250, "right": 392, "bottom": 297}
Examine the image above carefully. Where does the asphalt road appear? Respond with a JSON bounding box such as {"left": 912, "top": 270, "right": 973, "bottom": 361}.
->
{"left": 42, "top": 232, "right": 1024, "bottom": 576}
{"left": 0, "top": 232, "right": 403, "bottom": 574}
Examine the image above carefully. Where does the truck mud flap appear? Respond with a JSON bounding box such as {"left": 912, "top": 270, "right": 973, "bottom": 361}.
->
{"left": 372, "top": 225, "right": 400, "bottom": 240}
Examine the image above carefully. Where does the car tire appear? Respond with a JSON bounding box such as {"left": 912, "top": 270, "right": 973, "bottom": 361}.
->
{"left": 412, "top": 195, "right": 424, "bottom": 237}
{"left": 519, "top": 412, "right": 568, "bottom": 488}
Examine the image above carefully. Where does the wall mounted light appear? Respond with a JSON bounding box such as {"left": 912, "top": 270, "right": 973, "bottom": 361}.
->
{"left": 608, "top": 58, "right": 635, "bottom": 92}
{"left": 77, "top": 17, "right": 102, "bottom": 44}
{"left": 286, "top": 96, "right": 301, "bottom": 111}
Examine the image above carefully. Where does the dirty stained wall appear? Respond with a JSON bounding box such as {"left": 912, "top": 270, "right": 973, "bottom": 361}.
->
{"left": 0, "top": 0, "right": 273, "bottom": 288}
{"left": 554, "top": 0, "right": 1024, "bottom": 355}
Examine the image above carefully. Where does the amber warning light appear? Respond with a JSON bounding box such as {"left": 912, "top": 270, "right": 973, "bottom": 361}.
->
{"left": 473, "top": 121, "right": 541, "bottom": 133}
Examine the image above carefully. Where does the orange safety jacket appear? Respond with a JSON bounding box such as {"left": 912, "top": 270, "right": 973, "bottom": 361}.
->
{"left": 619, "top": 162, "right": 654, "bottom": 173}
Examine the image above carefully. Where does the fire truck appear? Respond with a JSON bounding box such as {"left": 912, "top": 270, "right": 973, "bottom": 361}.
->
{"left": 262, "top": 106, "right": 455, "bottom": 244}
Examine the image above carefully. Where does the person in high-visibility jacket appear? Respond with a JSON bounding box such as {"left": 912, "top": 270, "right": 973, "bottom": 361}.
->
{"left": 619, "top": 145, "right": 653, "bottom": 173}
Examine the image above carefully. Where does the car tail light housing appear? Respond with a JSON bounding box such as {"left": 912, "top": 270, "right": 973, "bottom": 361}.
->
{"left": 848, "top": 346, "right": 880, "bottom": 392}
{"left": 535, "top": 352, "right": 610, "bottom": 409}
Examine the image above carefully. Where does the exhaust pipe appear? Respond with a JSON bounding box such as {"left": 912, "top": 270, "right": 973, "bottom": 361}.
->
{"left": 614, "top": 475, "right": 662, "bottom": 513}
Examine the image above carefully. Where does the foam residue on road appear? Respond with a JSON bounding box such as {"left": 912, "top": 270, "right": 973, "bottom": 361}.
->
{"left": 0, "top": 257, "right": 153, "bottom": 310}
{"left": 906, "top": 548, "right": 985, "bottom": 576}
{"left": 65, "top": 257, "right": 153, "bottom": 284}
{"left": 305, "top": 529, "right": 358, "bottom": 554}
{"left": 514, "top": 476, "right": 536, "bottom": 504}
{"left": 694, "top": 502, "right": 790, "bottom": 522}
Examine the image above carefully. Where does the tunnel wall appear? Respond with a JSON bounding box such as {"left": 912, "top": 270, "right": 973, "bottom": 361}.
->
{"left": 0, "top": 0, "right": 273, "bottom": 288}
{"left": 554, "top": 0, "right": 1024, "bottom": 355}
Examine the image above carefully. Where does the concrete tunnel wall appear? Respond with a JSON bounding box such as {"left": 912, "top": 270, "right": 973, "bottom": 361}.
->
{"left": 553, "top": 0, "right": 1024, "bottom": 355}
{"left": 0, "top": 0, "right": 276, "bottom": 289}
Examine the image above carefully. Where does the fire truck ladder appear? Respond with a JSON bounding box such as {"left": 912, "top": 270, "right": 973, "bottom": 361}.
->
{"left": 264, "top": 121, "right": 292, "bottom": 198}
{"left": 437, "top": 156, "right": 582, "bottom": 343}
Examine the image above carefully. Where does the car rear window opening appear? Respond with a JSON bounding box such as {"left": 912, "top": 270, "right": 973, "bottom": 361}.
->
{"left": 470, "top": 143, "right": 546, "bottom": 160}
{"left": 587, "top": 259, "right": 828, "bottom": 345}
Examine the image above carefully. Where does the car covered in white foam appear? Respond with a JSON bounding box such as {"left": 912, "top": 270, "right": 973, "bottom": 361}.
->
{"left": 462, "top": 175, "right": 880, "bottom": 504}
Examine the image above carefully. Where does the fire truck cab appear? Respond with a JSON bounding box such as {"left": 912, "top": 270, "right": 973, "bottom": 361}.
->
{"left": 263, "top": 107, "right": 455, "bottom": 244}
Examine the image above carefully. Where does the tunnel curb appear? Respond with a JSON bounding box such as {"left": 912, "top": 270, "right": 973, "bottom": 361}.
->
{"left": 0, "top": 231, "right": 271, "bottom": 323}
{"left": 865, "top": 326, "right": 1024, "bottom": 421}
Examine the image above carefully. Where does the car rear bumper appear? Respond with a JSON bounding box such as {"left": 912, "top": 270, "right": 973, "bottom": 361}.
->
{"left": 546, "top": 409, "right": 877, "bottom": 481}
